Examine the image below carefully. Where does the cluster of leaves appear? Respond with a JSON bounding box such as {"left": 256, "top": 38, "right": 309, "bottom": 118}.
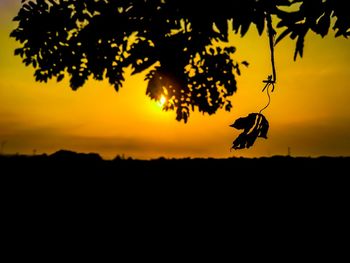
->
{"left": 230, "top": 113, "right": 269, "bottom": 150}
{"left": 10, "top": 0, "right": 350, "bottom": 123}
{"left": 10, "top": 0, "right": 286, "bottom": 122}
{"left": 145, "top": 46, "right": 243, "bottom": 122}
{"left": 275, "top": 0, "right": 350, "bottom": 60}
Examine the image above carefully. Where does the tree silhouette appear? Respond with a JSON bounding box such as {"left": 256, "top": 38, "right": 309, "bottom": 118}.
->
{"left": 10, "top": 0, "right": 350, "bottom": 147}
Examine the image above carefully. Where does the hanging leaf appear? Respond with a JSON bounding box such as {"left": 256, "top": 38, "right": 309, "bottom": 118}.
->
{"left": 230, "top": 113, "right": 257, "bottom": 131}
{"left": 230, "top": 113, "right": 269, "bottom": 150}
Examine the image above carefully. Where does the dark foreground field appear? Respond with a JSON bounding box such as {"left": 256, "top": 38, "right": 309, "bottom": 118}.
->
{"left": 1, "top": 149, "right": 348, "bottom": 219}
{"left": 1, "top": 150, "right": 348, "bottom": 249}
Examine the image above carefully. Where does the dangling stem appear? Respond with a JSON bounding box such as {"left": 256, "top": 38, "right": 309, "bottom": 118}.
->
{"left": 259, "top": 83, "right": 273, "bottom": 114}
{"left": 260, "top": 13, "right": 277, "bottom": 113}
{"left": 230, "top": 12, "right": 278, "bottom": 150}
{"left": 266, "top": 13, "right": 276, "bottom": 84}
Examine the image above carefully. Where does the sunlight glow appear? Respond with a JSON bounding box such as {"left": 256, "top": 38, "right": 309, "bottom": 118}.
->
{"left": 158, "top": 95, "right": 167, "bottom": 107}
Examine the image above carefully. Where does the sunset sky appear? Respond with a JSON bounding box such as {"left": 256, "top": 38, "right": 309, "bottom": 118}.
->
{"left": 1, "top": 0, "right": 350, "bottom": 159}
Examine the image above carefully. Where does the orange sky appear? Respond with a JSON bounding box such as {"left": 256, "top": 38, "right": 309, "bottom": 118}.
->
{"left": 1, "top": 0, "right": 350, "bottom": 159}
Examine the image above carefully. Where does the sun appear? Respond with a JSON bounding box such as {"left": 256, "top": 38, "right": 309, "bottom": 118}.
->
{"left": 158, "top": 95, "right": 167, "bottom": 107}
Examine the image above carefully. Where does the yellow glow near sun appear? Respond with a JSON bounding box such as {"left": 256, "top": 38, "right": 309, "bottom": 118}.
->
{"left": 158, "top": 95, "right": 167, "bottom": 107}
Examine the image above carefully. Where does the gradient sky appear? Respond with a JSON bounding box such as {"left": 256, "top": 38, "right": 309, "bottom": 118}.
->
{"left": 1, "top": 0, "right": 350, "bottom": 159}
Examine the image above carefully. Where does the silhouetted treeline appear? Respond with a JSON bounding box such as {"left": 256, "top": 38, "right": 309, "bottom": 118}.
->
{"left": 1, "top": 149, "right": 349, "bottom": 177}
{"left": 1, "top": 149, "right": 348, "bottom": 194}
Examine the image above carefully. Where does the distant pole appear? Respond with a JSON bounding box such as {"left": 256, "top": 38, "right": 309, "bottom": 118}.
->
{"left": 287, "top": 147, "right": 291, "bottom": 157}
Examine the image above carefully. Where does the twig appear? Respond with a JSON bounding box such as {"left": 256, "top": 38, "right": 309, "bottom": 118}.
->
{"left": 266, "top": 13, "right": 276, "bottom": 84}
{"left": 260, "top": 13, "right": 277, "bottom": 114}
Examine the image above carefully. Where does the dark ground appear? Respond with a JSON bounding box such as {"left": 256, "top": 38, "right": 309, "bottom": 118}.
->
{"left": 1, "top": 149, "right": 348, "bottom": 213}
{"left": 1, "top": 150, "right": 348, "bottom": 253}
{"left": 2, "top": 150, "right": 348, "bottom": 223}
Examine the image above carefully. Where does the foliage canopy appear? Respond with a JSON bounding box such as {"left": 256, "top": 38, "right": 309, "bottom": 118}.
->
{"left": 11, "top": 0, "right": 350, "bottom": 122}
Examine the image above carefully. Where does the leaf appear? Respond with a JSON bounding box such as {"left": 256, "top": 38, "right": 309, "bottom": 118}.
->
{"left": 225, "top": 101, "right": 232, "bottom": 112}
{"left": 236, "top": 67, "right": 241, "bottom": 76}
{"left": 254, "top": 13, "right": 265, "bottom": 35}
{"left": 14, "top": 48, "right": 23, "bottom": 56}
{"left": 241, "top": 61, "right": 249, "bottom": 67}
{"left": 294, "top": 33, "right": 305, "bottom": 60}
{"left": 230, "top": 113, "right": 257, "bottom": 131}
{"left": 215, "top": 18, "right": 228, "bottom": 41}
{"left": 224, "top": 46, "right": 236, "bottom": 54}
{"left": 275, "top": 28, "right": 292, "bottom": 45}
{"left": 230, "top": 113, "right": 269, "bottom": 150}
{"left": 57, "top": 74, "right": 64, "bottom": 82}
{"left": 316, "top": 13, "right": 330, "bottom": 37}
{"left": 240, "top": 21, "right": 251, "bottom": 37}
